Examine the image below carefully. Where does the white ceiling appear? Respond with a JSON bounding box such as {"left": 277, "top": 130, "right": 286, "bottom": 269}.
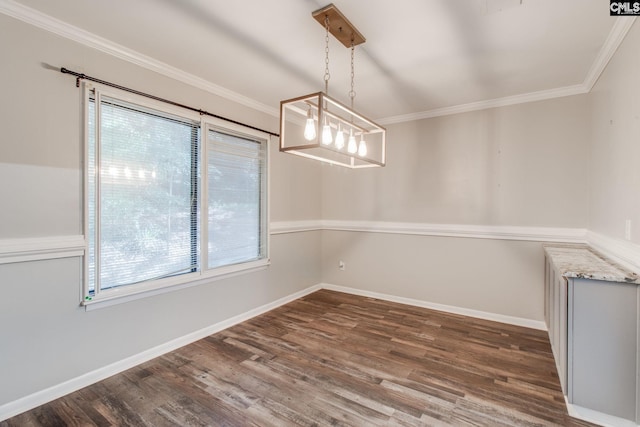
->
{"left": 3, "top": 0, "right": 632, "bottom": 123}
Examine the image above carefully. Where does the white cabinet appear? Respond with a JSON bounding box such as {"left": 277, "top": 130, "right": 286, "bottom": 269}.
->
{"left": 544, "top": 256, "right": 568, "bottom": 394}
{"left": 544, "top": 245, "right": 640, "bottom": 425}
{"left": 568, "top": 279, "right": 638, "bottom": 422}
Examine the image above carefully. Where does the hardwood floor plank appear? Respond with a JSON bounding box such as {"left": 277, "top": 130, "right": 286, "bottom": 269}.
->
{"left": 1, "top": 290, "right": 600, "bottom": 427}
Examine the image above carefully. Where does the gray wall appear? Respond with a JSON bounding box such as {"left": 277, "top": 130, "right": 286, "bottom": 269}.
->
{"left": 589, "top": 21, "right": 640, "bottom": 244}
{"left": 320, "top": 95, "right": 591, "bottom": 321}
{"left": 2, "top": 7, "right": 639, "bottom": 414}
{"left": 322, "top": 96, "right": 591, "bottom": 227}
{"left": 318, "top": 21, "right": 640, "bottom": 321}
{"left": 0, "top": 14, "right": 322, "bottom": 407}
{"left": 322, "top": 231, "right": 545, "bottom": 321}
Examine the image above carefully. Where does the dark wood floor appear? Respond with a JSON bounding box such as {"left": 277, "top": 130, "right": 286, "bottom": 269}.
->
{"left": 2, "top": 290, "right": 598, "bottom": 426}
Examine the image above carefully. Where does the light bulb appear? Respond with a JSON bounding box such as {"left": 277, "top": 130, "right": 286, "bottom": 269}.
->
{"left": 347, "top": 129, "right": 357, "bottom": 154}
{"left": 358, "top": 136, "right": 367, "bottom": 157}
{"left": 303, "top": 108, "right": 316, "bottom": 141}
{"left": 335, "top": 123, "right": 345, "bottom": 150}
{"left": 321, "top": 117, "right": 333, "bottom": 145}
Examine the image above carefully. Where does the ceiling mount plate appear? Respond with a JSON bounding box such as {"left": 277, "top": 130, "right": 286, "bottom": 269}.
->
{"left": 312, "top": 4, "right": 366, "bottom": 48}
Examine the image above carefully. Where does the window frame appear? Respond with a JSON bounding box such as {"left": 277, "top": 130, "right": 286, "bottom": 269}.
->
{"left": 82, "top": 82, "right": 270, "bottom": 309}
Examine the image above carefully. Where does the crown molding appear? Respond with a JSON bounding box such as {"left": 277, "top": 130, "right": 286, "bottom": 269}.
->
{"left": 0, "top": 0, "right": 279, "bottom": 118}
{"left": 0, "top": 0, "right": 635, "bottom": 126}
{"left": 377, "top": 84, "right": 589, "bottom": 125}
{"left": 377, "top": 17, "right": 637, "bottom": 125}
{"left": 582, "top": 16, "right": 637, "bottom": 91}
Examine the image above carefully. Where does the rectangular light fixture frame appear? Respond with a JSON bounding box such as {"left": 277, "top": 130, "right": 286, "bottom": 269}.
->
{"left": 280, "top": 92, "right": 386, "bottom": 169}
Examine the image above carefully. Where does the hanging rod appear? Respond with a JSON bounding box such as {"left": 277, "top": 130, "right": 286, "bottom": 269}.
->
{"left": 60, "top": 67, "right": 279, "bottom": 137}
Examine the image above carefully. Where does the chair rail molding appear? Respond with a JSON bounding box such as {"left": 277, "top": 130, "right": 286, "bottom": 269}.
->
{"left": 270, "top": 220, "right": 324, "bottom": 234}
{"left": 318, "top": 220, "right": 587, "bottom": 243}
{"left": 587, "top": 230, "right": 640, "bottom": 273}
{"left": 7, "top": 223, "right": 630, "bottom": 266}
{"left": 271, "top": 219, "right": 587, "bottom": 242}
{"left": 0, "top": 235, "right": 85, "bottom": 264}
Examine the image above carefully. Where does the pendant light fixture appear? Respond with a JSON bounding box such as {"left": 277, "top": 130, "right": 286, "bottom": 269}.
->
{"left": 279, "top": 3, "right": 386, "bottom": 168}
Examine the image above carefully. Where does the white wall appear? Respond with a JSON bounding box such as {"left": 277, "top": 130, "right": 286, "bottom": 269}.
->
{"left": 589, "top": 20, "right": 640, "bottom": 245}
{"left": 320, "top": 95, "right": 591, "bottom": 322}
{"left": 0, "top": 14, "right": 322, "bottom": 408}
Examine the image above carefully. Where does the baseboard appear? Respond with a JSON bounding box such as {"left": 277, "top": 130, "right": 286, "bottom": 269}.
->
{"left": 0, "top": 282, "right": 550, "bottom": 421}
{"left": 0, "top": 284, "right": 322, "bottom": 422}
{"left": 566, "top": 399, "right": 638, "bottom": 427}
{"left": 319, "top": 283, "right": 547, "bottom": 331}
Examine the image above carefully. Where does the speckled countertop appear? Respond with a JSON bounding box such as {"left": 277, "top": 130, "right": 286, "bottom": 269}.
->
{"left": 543, "top": 243, "right": 640, "bottom": 284}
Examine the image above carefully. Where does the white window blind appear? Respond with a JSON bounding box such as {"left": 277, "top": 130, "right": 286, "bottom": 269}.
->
{"left": 88, "top": 94, "right": 200, "bottom": 293}
{"left": 207, "top": 129, "right": 267, "bottom": 269}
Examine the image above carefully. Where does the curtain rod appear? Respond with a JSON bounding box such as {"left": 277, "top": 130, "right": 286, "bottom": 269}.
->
{"left": 60, "top": 67, "right": 280, "bottom": 137}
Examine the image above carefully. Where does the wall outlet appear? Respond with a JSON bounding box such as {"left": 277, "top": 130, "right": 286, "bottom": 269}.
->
{"left": 625, "top": 219, "right": 631, "bottom": 241}
{"left": 339, "top": 260, "right": 346, "bottom": 271}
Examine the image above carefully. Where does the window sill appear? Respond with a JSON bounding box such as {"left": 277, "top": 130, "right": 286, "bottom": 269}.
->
{"left": 83, "top": 259, "right": 270, "bottom": 311}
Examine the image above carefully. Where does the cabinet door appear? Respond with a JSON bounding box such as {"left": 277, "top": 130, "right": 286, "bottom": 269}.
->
{"left": 544, "top": 256, "right": 550, "bottom": 327}
{"left": 557, "top": 276, "right": 567, "bottom": 394}
{"left": 545, "top": 259, "right": 567, "bottom": 394}
{"left": 544, "top": 256, "right": 553, "bottom": 332}
{"left": 568, "top": 279, "right": 637, "bottom": 421}
{"left": 548, "top": 259, "right": 557, "bottom": 353}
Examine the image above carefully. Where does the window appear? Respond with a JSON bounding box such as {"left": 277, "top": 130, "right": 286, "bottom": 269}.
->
{"left": 207, "top": 129, "right": 267, "bottom": 269}
{"left": 84, "top": 84, "right": 268, "bottom": 305}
